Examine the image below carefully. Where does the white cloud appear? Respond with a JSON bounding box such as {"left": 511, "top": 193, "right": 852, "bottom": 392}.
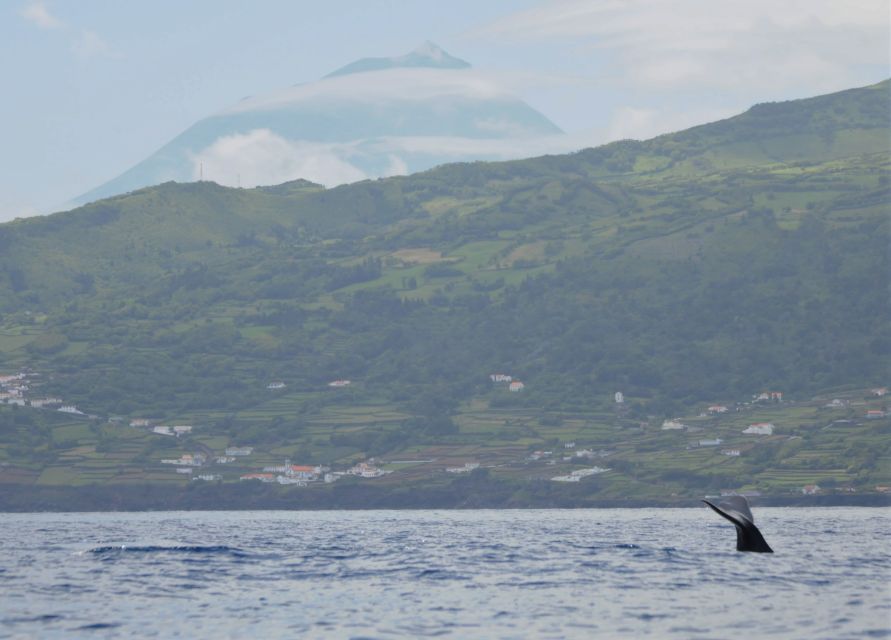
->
{"left": 385, "top": 155, "right": 409, "bottom": 176}
{"left": 191, "top": 129, "right": 368, "bottom": 188}
{"left": 223, "top": 67, "right": 592, "bottom": 116}
{"left": 71, "top": 30, "right": 114, "bottom": 59}
{"left": 474, "top": 116, "right": 543, "bottom": 137}
{"left": 188, "top": 128, "right": 608, "bottom": 191}
{"left": 222, "top": 68, "right": 512, "bottom": 114}
{"left": 479, "top": 0, "right": 887, "bottom": 43}
{"left": 0, "top": 201, "right": 41, "bottom": 223}
{"left": 368, "top": 132, "right": 585, "bottom": 159}
{"left": 19, "top": 3, "right": 115, "bottom": 60}
{"left": 606, "top": 106, "right": 737, "bottom": 141}
{"left": 71, "top": 29, "right": 111, "bottom": 58}
{"left": 19, "top": 0, "right": 62, "bottom": 29}
{"left": 605, "top": 107, "right": 660, "bottom": 141}
{"left": 475, "top": 0, "right": 890, "bottom": 94}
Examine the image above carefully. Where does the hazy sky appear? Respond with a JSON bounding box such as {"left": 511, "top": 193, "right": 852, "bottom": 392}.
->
{"left": 2, "top": 0, "right": 888, "bottom": 221}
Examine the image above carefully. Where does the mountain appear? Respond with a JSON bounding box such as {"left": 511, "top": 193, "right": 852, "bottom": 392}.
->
{"left": 0, "top": 80, "right": 888, "bottom": 505}
{"left": 324, "top": 41, "right": 471, "bottom": 77}
{"left": 73, "top": 43, "right": 562, "bottom": 206}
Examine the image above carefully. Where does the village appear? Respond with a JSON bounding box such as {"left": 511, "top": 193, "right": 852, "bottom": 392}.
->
{"left": 0, "top": 371, "right": 80, "bottom": 415}
{"left": 1, "top": 367, "right": 888, "bottom": 496}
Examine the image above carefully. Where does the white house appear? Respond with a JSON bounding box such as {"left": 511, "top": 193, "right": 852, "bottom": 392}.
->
{"left": 349, "top": 462, "right": 387, "bottom": 478}
{"left": 573, "top": 467, "right": 609, "bottom": 477}
{"left": 508, "top": 381, "right": 525, "bottom": 392}
{"left": 661, "top": 419, "right": 685, "bottom": 430}
{"left": 266, "top": 381, "right": 286, "bottom": 390}
{"left": 490, "top": 374, "right": 512, "bottom": 383}
{"left": 614, "top": 392, "right": 624, "bottom": 404}
{"left": 743, "top": 423, "right": 774, "bottom": 435}
{"left": 30, "top": 398, "right": 62, "bottom": 408}
{"left": 58, "top": 405, "right": 84, "bottom": 415}
{"left": 446, "top": 462, "right": 480, "bottom": 474}
{"left": 699, "top": 438, "right": 723, "bottom": 447}
{"left": 721, "top": 449, "right": 741, "bottom": 457}
{"left": 287, "top": 465, "right": 318, "bottom": 480}
{"left": 264, "top": 464, "right": 290, "bottom": 473}
{"left": 161, "top": 453, "right": 205, "bottom": 467}
{"left": 240, "top": 473, "right": 275, "bottom": 483}
{"left": 226, "top": 447, "right": 253, "bottom": 456}
{"left": 708, "top": 405, "right": 729, "bottom": 414}
{"left": 802, "top": 484, "right": 821, "bottom": 495}
{"left": 328, "top": 379, "right": 351, "bottom": 388}
{"left": 152, "top": 426, "right": 174, "bottom": 436}
{"left": 552, "top": 467, "right": 609, "bottom": 482}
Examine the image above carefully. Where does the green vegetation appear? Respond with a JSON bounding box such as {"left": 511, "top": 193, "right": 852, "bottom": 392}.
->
{"left": 0, "top": 80, "right": 888, "bottom": 508}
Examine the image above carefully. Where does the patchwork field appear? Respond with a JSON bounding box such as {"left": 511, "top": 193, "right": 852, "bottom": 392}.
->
{"left": 1, "top": 384, "right": 887, "bottom": 502}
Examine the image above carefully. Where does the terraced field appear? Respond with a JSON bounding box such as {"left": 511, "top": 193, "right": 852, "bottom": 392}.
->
{"left": 2, "top": 384, "right": 887, "bottom": 501}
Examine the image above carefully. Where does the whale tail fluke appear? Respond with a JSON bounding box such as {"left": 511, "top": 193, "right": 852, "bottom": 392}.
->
{"left": 703, "top": 496, "right": 773, "bottom": 553}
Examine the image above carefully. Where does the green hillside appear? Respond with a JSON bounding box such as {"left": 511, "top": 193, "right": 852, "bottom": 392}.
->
{"left": 0, "top": 80, "right": 888, "bottom": 508}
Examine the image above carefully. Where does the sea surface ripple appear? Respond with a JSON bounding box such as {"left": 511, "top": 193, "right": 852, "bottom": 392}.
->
{"left": 0, "top": 508, "right": 888, "bottom": 638}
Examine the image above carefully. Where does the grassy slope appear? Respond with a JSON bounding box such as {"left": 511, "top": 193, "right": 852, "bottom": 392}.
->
{"left": 0, "top": 80, "right": 888, "bottom": 502}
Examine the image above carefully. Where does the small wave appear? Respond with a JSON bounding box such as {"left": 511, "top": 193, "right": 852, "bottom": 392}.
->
{"left": 3, "top": 614, "right": 63, "bottom": 624}
{"left": 634, "top": 612, "right": 671, "bottom": 621}
{"left": 417, "top": 568, "right": 469, "bottom": 580}
{"left": 567, "top": 542, "right": 602, "bottom": 551}
{"left": 75, "top": 622, "right": 122, "bottom": 630}
{"left": 45, "top": 583, "right": 96, "bottom": 595}
{"left": 87, "top": 545, "right": 247, "bottom": 557}
{"left": 495, "top": 580, "right": 557, "bottom": 589}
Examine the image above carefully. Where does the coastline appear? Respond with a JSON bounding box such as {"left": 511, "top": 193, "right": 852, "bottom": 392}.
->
{"left": 1, "top": 482, "right": 888, "bottom": 512}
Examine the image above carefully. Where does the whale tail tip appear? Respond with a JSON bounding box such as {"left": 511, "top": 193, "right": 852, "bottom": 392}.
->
{"left": 703, "top": 496, "right": 773, "bottom": 553}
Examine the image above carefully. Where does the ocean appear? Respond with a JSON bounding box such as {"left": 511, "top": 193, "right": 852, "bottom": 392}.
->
{"left": 0, "top": 508, "right": 888, "bottom": 638}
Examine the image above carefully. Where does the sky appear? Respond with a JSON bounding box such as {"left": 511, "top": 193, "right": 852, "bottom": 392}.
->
{"left": 2, "top": 0, "right": 888, "bottom": 221}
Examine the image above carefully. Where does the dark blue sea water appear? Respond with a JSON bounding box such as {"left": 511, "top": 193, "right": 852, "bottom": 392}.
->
{"left": 0, "top": 508, "right": 888, "bottom": 638}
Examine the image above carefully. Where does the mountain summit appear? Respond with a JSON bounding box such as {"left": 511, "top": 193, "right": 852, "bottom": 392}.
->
{"left": 325, "top": 41, "right": 471, "bottom": 78}
{"left": 74, "top": 44, "right": 561, "bottom": 206}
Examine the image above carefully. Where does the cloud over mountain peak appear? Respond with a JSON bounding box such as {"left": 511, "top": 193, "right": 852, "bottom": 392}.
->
{"left": 75, "top": 44, "right": 563, "bottom": 205}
